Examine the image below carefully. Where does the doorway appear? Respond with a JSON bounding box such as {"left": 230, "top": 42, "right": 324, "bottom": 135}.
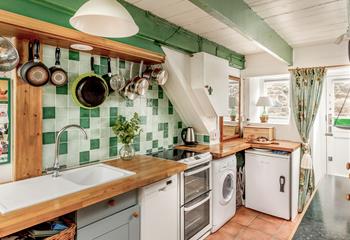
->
{"left": 326, "top": 68, "right": 350, "bottom": 177}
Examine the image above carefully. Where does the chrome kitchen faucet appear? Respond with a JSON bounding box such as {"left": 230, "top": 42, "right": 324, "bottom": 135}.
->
{"left": 52, "top": 124, "right": 88, "bottom": 178}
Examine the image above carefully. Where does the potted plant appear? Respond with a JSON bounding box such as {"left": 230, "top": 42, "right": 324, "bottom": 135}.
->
{"left": 112, "top": 113, "right": 141, "bottom": 160}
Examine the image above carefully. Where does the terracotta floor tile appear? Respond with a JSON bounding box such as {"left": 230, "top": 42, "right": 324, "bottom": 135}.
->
{"left": 257, "top": 213, "right": 287, "bottom": 225}
{"left": 232, "top": 207, "right": 259, "bottom": 226}
{"left": 236, "top": 228, "right": 273, "bottom": 240}
{"left": 221, "top": 221, "right": 246, "bottom": 238}
{"left": 248, "top": 217, "right": 282, "bottom": 235}
{"left": 206, "top": 230, "right": 234, "bottom": 240}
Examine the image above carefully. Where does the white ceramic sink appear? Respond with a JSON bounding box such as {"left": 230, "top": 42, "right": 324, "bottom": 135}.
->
{"left": 0, "top": 164, "right": 135, "bottom": 214}
{"left": 61, "top": 164, "right": 134, "bottom": 186}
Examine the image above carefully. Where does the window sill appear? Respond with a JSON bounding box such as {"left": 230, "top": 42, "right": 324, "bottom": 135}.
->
{"left": 246, "top": 120, "right": 290, "bottom": 126}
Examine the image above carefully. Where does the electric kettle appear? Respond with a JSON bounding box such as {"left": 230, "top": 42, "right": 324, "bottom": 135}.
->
{"left": 181, "top": 127, "right": 198, "bottom": 145}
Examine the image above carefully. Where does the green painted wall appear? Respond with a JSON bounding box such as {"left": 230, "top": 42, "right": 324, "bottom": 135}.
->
{"left": 0, "top": 0, "right": 245, "bottom": 69}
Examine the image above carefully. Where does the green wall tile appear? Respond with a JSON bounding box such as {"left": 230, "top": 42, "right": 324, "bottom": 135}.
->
{"left": 80, "top": 118, "right": 90, "bottom": 129}
{"left": 168, "top": 106, "right": 173, "bottom": 115}
{"left": 153, "top": 107, "right": 158, "bottom": 115}
{"left": 173, "top": 136, "right": 178, "bottom": 144}
{"left": 146, "top": 132, "right": 152, "bottom": 141}
{"left": 43, "top": 132, "right": 55, "bottom": 144}
{"left": 80, "top": 151, "right": 90, "bottom": 164}
{"left": 152, "top": 140, "right": 158, "bottom": 148}
{"left": 158, "top": 123, "right": 164, "bottom": 131}
{"left": 203, "top": 135, "right": 210, "bottom": 143}
{"left": 80, "top": 108, "right": 90, "bottom": 118}
{"left": 152, "top": 99, "right": 158, "bottom": 107}
{"left": 43, "top": 107, "right": 55, "bottom": 119}
{"left": 146, "top": 99, "right": 153, "bottom": 107}
{"left": 59, "top": 142, "right": 68, "bottom": 155}
{"left": 93, "top": 64, "right": 100, "bottom": 74}
{"left": 110, "top": 107, "right": 118, "bottom": 117}
{"left": 90, "top": 139, "right": 100, "bottom": 150}
{"left": 56, "top": 85, "right": 68, "bottom": 95}
{"left": 178, "top": 121, "right": 183, "bottom": 129}
{"left": 110, "top": 117, "right": 117, "bottom": 127}
{"left": 91, "top": 108, "right": 100, "bottom": 118}
{"left": 109, "top": 147, "right": 118, "bottom": 157}
{"left": 109, "top": 137, "right": 118, "bottom": 147}
{"left": 100, "top": 56, "right": 108, "bottom": 66}
{"left": 69, "top": 50, "right": 79, "bottom": 61}
{"left": 57, "top": 131, "right": 68, "bottom": 142}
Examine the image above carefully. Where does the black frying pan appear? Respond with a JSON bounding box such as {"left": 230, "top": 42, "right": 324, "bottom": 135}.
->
{"left": 20, "top": 40, "right": 50, "bottom": 87}
{"left": 71, "top": 57, "right": 109, "bottom": 109}
{"left": 49, "top": 47, "right": 68, "bottom": 86}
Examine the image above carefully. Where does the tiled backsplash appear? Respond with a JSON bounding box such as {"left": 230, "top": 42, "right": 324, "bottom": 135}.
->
{"left": 41, "top": 45, "right": 183, "bottom": 170}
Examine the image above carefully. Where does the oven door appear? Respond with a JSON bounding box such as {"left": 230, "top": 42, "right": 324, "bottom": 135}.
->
{"left": 182, "top": 162, "right": 211, "bottom": 204}
{"left": 181, "top": 192, "right": 211, "bottom": 240}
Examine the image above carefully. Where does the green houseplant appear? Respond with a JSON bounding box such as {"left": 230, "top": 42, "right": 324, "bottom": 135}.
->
{"left": 112, "top": 113, "right": 141, "bottom": 160}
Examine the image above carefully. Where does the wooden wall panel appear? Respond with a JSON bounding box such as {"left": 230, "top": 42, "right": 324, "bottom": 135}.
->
{"left": 13, "top": 39, "right": 42, "bottom": 180}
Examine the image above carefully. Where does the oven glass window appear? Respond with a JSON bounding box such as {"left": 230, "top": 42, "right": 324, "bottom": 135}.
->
{"left": 184, "top": 164, "right": 210, "bottom": 203}
{"left": 184, "top": 197, "right": 210, "bottom": 240}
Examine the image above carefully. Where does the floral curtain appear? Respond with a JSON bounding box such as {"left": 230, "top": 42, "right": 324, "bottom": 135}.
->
{"left": 290, "top": 67, "right": 326, "bottom": 212}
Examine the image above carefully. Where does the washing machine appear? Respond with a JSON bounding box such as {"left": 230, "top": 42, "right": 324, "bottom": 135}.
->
{"left": 212, "top": 155, "right": 237, "bottom": 232}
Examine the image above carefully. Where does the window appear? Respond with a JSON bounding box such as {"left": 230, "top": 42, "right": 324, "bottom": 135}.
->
{"left": 330, "top": 78, "right": 350, "bottom": 126}
{"left": 248, "top": 74, "right": 290, "bottom": 124}
{"left": 227, "top": 80, "right": 239, "bottom": 119}
{"left": 263, "top": 79, "right": 290, "bottom": 119}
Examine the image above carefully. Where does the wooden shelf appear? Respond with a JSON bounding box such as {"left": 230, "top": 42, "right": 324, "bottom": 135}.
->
{"left": 0, "top": 10, "right": 165, "bottom": 64}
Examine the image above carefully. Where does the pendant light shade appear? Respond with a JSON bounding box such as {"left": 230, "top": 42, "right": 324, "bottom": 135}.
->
{"left": 70, "top": 0, "right": 139, "bottom": 38}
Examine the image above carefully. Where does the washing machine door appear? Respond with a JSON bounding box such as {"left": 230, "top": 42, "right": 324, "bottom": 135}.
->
{"left": 220, "top": 171, "right": 235, "bottom": 205}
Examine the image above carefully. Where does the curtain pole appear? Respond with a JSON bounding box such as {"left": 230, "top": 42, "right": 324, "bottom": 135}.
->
{"left": 288, "top": 64, "right": 350, "bottom": 71}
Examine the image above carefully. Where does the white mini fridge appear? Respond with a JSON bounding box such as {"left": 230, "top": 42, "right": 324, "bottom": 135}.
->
{"left": 245, "top": 148, "right": 300, "bottom": 220}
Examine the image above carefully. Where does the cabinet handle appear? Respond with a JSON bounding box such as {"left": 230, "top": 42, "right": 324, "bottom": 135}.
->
{"left": 347, "top": 194, "right": 350, "bottom": 201}
{"left": 132, "top": 212, "right": 139, "bottom": 218}
{"left": 346, "top": 162, "right": 350, "bottom": 170}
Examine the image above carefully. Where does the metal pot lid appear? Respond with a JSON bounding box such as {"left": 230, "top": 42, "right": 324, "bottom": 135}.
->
{"left": 0, "top": 36, "right": 19, "bottom": 72}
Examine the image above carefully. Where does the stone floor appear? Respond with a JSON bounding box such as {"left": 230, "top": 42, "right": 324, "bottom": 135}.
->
{"left": 206, "top": 207, "right": 303, "bottom": 240}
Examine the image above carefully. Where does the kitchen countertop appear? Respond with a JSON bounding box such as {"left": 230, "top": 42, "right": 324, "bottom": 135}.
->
{"left": 0, "top": 155, "right": 187, "bottom": 237}
{"left": 292, "top": 175, "right": 350, "bottom": 240}
{"left": 175, "top": 138, "right": 300, "bottom": 158}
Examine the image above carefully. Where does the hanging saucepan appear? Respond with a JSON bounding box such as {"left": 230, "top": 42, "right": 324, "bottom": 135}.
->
{"left": 0, "top": 36, "right": 19, "bottom": 72}
{"left": 71, "top": 56, "right": 108, "bottom": 109}
{"left": 102, "top": 57, "right": 114, "bottom": 94}
{"left": 152, "top": 67, "right": 168, "bottom": 86}
{"left": 19, "top": 40, "right": 50, "bottom": 86}
{"left": 134, "top": 61, "right": 149, "bottom": 96}
{"left": 49, "top": 47, "right": 68, "bottom": 86}
{"left": 18, "top": 41, "right": 33, "bottom": 82}
{"left": 110, "top": 57, "right": 125, "bottom": 91}
{"left": 122, "top": 62, "right": 137, "bottom": 100}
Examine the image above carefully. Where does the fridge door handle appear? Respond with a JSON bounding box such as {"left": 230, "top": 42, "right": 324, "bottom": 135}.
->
{"left": 279, "top": 176, "right": 285, "bottom": 192}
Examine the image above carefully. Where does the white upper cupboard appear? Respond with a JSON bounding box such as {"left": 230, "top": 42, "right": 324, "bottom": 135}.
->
{"left": 191, "top": 52, "right": 229, "bottom": 117}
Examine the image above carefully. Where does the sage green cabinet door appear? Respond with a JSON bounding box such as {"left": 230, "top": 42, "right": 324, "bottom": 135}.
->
{"left": 77, "top": 205, "right": 140, "bottom": 240}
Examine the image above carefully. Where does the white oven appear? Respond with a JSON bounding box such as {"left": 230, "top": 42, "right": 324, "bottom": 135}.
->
{"left": 180, "top": 153, "right": 212, "bottom": 240}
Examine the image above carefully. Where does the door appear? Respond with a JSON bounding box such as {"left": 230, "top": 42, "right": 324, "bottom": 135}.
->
{"left": 77, "top": 205, "right": 140, "bottom": 240}
{"left": 245, "top": 151, "right": 290, "bottom": 220}
{"left": 326, "top": 71, "right": 350, "bottom": 177}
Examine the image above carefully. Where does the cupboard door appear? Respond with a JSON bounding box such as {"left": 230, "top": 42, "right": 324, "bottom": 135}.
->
{"left": 77, "top": 205, "right": 140, "bottom": 240}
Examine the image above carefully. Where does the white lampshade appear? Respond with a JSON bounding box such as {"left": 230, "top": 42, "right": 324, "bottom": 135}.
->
{"left": 256, "top": 96, "right": 274, "bottom": 107}
{"left": 70, "top": 0, "right": 139, "bottom": 38}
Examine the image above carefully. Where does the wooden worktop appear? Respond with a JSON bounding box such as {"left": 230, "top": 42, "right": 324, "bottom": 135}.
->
{"left": 176, "top": 138, "right": 300, "bottom": 159}
{"left": 0, "top": 155, "right": 187, "bottom": 237}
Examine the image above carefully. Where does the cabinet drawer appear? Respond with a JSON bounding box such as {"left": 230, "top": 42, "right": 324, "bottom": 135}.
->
{"left": 77, "top": 205, "right": 140, "bottom": 240}
{"left": 77, "top": 190, "right": 137, "bottom": 229}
